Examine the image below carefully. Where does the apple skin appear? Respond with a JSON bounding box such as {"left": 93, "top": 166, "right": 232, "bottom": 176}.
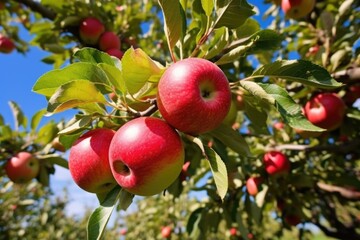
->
{"left": 98, "top": 31, "right": 121, "bottom": 51}
{"left": 263, "top": 151, "right": 290, "bottom": 176}
{"left": 281, "top": 0, "right": 315, "bottom": 19}
{"left": 343, "top": 85, "right": 360, "bottom": 106}
{"left": 109, "top": 117, "right": 185, "bottom": 196}
{"left": 161, "top": 226, "right": 172, "bottom": 238}
{"left": 246, "top": 176, "right": 262, "bottom": 196}
{"left": 304, "top": 93, "right": 346, "bottom": 131}
{"left": 5, "top": 152, "right": 40, "bottom": 183}
{"left": 120, "top": 228, "right": 127, "bottom": 235}
{"left": 69, "top": 128, "right": 118, "bottom": 194}
{"left": 106, "top": 48, "right": 124, "bottom": 59}
{"left": 229, "top": 227, "right": 237, "bottom": 236}
{"left": 157, "top": 58, "right": 231, "bottom": 135}
{"left": 0, "top": 36, "right": 15, "bottom": 54}
{"left": 79, "top": 17, "right": 105, "bottom": 45}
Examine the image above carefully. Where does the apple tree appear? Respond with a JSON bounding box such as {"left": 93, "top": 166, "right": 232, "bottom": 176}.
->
{"left": 1, "top": 0, "right": 360, "bottom": 239}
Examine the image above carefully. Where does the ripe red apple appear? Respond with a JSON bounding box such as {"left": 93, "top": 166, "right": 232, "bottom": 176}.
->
{"left": 120, "top": 228, "right": 127, "bottom": 235}
{"left": 98, "top": 31, "right": 121, "bottom": 51}
{"left": 109, "top": 117, "right": 184, "bottom": 196}
{"left": 281, "top": 0, "right": 315, "bottom": 19}
{"left": 157, "top": 58, "right": 231, "bottom": 135}
{"left": 304, "top": 93, "right": 346, "bottom": 131}
{"left": 69, "top": 128, "right": 117, "bottom": 194}
{"left": 106, "top": 48, "right": 124, "bottom": 59}
{"left": 246, "top": 176, "right": 262, "bottom": 196}
{"left": 5, "top": 152, "right": 40, "bottom": 183}
{"left": 161, "top": 226, "right": 172, "bottom": 238}
{"left": 273, "top": 121, "right": 284, "bottom": 130}
{"left": 0, "top": 36, "right": 15, "bottom": 54}
{"left": 263, "top": 151, "right": 290, "bottom": 176}
{"left": 79, "top": 17, "right": 105, "bottom": 45}
{"left": 343, "top": 85, "right": 360, "bottom": 106}
{"left": 229, "top": 227, "right": 237, "bottom": 236}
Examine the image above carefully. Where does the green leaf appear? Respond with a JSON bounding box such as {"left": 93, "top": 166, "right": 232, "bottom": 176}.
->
{"left": 39, "top": 155, "right": 69, "bottom": 169}
{"left": 31, "top": 109, "right": 47, "bottom": 132}
{"left": 215, "top": 0, "right": 255, "bottom": 29}
{"left": 215, "top": 41, "right": 254, "bottom": 65}
{"left": 118, "top": 189, "right": 134, "bottom": 211}
{"left": 158, "top": 0, "right": 183, "bottom": 51}
{"left": 98, "top": 63, "right": 126, "bottom": 94}
{"left": 36, "top": 121, "right": 58, "bottom": 145}
{"left": 58, "top": 115, "right": 92, "bottom": 135}
{"left": 208, "top": 124, "right": 252, "bottom": 157}
{"left": 258, "top": 83, "right": 325, "bottom": 132}
{"left": 58, "top": 133, "right": 83, "bottom": 150}
{"left": 33, "top": 62, "right": 110, "bottom": 97}
{"left": 203, "top": 27, "right": 229, "bottom": 59}
{"left": 74, "top": 47, "right": 116, "bottom": 66}
{"left": 234, "top": 18, "right": 260, "bottom": 39}
{"left": 8, "top": 101, "right": 27, "bottom": 130}
{"left": 252, "top": 60, "right": 343, "bottom": 89}
{"left": 87, "top": 186, "right": 122, "bottom": 240}
{"left": 47, "top": 80, "right": 108, "bottom": 114}
{"left": 121, "top": 48, "right": 162, "bottom": 94}
{"left": 201, "top": 0, "right": 214, "bottom": 16}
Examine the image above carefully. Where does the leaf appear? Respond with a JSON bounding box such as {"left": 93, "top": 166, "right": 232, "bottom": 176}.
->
{"left": 31, "top": 109, "right": 47, "bottom": 132}
{"left": 39, "top": 155, "right": 69, "bottom": 169}
{"left": 207, "top": 124, "right": 252, "bottom": 157}
{"left": 201, "top": 0, "right": 214, "bottom": 16}
{"left": 158, "top": 0, "right": 183, "bottom": 51}
{"left": 98, "top": 63, "right": 126, "bottom": 94}
{"left": 215, "top": 0, "right": 255, "bottom": 29}
{"left": 8, "top": 101, "right": 27, "bottom": 130}
{"left": 58, "top": 115, "right": 92, "bottom": 135}
{"left": 47, "top": 80, "right": 108, "bottom": 114}
{"left": 118, "top": 189, "right": 134, "bottom": 211}
{"left": 87, "top": 186, "right": 122, "bottom": 240}
{"left": 121, "top": 48, "right": 162, "bottom": 94}
{"left": 215, "top": 41, "right": 254, "bottom": 65}
{"left": 36, "top": 121, "right": 58, "bottom": 145}
{"left": 252, "top": 60, "right": 343, "bottom": 89}
{"left": 33, "top": 62, "right": 110, "bottom": 97}
{"left": 258, "top": 83, "right": 325, "bottom": 132}
{"left": 74, "top": 47, "right": 116, "bottom": 66}
{"left": 203, "top": 27, "right": 229, "bottom": 59}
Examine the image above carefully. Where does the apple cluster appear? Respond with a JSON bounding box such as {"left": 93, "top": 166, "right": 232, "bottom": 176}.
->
{"left": 69, "top": 58, "right": 232, "bottom": 197}
{"left": 0, "top": 35, "right": 15, "bottom": 54}
{"left": 280, "top": 0, "right": 316, "bottom": 19}
{"left": 79, "top": 17, "right": 123, "bottom": 59}
{"left": 4, "top": 152, "right": 40, "bottom": 184}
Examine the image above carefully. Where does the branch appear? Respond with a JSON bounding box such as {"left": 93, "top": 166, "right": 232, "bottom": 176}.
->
{"left": 317, "top": 182, "right": 360, "bottom": 200}
{"left": 332, "top": 66, "right": 360, "bottom": 82}
{"left": 14, "top": 0, "right": 56, "bottom": 20}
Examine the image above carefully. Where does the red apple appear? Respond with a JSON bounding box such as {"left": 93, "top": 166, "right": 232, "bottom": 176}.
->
{"left": 229, "top": 227, "right": 237, "bottom": 236}
{"left": 304, "top": 93, "right": 346, "bottom": 131}
{"left": 281, "top": 0, "right": 315, "bottom": 19}
{"left": 343, "top": 85, "right": 360, "bottom": 106}
{"left": 106, "top": 48, "right": 124, "bottom": 59}
{"left": 120, "top": 228, "right": 127, "bottom": 235}
{"left": 246, "top": 176, "right": 262, "bottom": 196}
{"left": 180, "top": 161, "right": 191, "bottom": 181}
{"left": 235, "top": 91, "right": 245, "bottom": 110}
{"left": 161, "top": 226, "right": 172, "bottom": 238}
{"left": 157, "top": 58, "right": 231, "bottom": 135}
{"left": 273, "top": 121, "right": 284, "bottom": 130}
{"left": 263, "top": 151, "right": 290, "bottom": 176}
{"left": 284, "top": 214, "right": 302, "bottom": 226}
{"left": 79, "top": 17, "right": 105, "bottom": 45}
{"left": 5, "top": 152, "right": 40, "bottom": 183}
{"left": 109, "top": 117, "right": 184, "bottom": 196}
{"left": 69, "top": 128, "right": 117, "bottom": 194}
{"left": 98, "top": 31, "right": 121, "bottom": 51}
{"left": 0, "top": 36, "right": 15, "bottom": 54}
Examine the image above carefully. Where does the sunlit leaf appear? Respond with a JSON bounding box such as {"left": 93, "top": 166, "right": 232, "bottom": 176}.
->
{"left": 8, "top": 101, "right": 27, "bottom": 130}
{"left": 215, "top": 0, "right": 255, "bottom": 29}
{"left": 74, "top": 47, "right": 116, "bottom": 66}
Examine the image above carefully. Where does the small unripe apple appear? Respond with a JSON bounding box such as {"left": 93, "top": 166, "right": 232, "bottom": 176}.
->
{"left": 304, "top": 93, "right": 346, "bottom": 131}
{"left": 161, "top": 226, "right": 172, "bottom": 238}
{"left": 5, "top": 152, "right": 40, "bottom": 183}
{"left": 98, "top": 31, "right": 121, "bottom": 51}
{"left": 343, "top": 85, "right": 360, "bottom": 106}
{"left": 281, "top": 0, "right": 315, "bottom": 19}
{"left": 69, "top": 128, "right": 117, "bottom": 194}
{"left": 0, "top": 36, "right": 15, "bottom": 54}
{"left": 106, "top": 48, "right": 124, "bottom": 59}
{"left": 229, "top": 227, "right": 237, "bottom": 236}
{"left": 109, "top": 117, "right": 185, "bottom": 196}
{"left": 246, "top": 176, "right": 262, "bottom": 196}
{"left": 157, "top": 58, "right": 231, "bottom": 135}
{"left": 79, "top": 17, "right": 105, "bottom": 45}
{"left": 263, "top": 151, "right": 290, "bottom": 176}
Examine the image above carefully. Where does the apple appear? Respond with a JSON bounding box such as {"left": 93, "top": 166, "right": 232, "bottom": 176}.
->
{"left": 161, "top": 226, "right": 172, "bottom": 238}
{"left": 273, "top": 121, "right": 284, "bottom": 130}
{"left": 79, "top": 17, "right": 105, "bottom": 45}
{"left": 284, "top": 214, "right": 301, "bottom": 226}
{"left": 69, "top": 128, "right": 117, "bottom": 194}
{"left": 98, "top": 31, "right": 121, "bottom": 51}
{"left": 0, "top": 36, "right": 15, "bottom": 54}
{"left": 222, "top": 99, "right": 237, "bottom": 126}
{"left": 106, "top": 48, "right": 124, "bottom": 59}
{"left": 5, "top": 152, "right": 40, "bottom": 183}
{"left": 246, "top": 176, "right": 262, "bottom": 196}
{"left": 0, "top": 2, "right": 5, "bottom": 10}
{"left": 120, "top": 228, "right": 127, "bottom": 235}
{"left": 234, "top": 91, "right": 245, "bottom": 110}
{"left": 229, "top": 227, "right": 237, "bottom": 236}
{"left": 281, "top": 0, "right": 315, "bottom": 19}
{"left": 343, "top": 85, "right": 360, "bottom": 106}
{"left": 109, "top": 117, "right": 185, "bottom": 196}
{"left": 157, "top": 58, "right": 231, "bottom": 135}
{"left": 304, "top": 93, "right": 346, "bottom": 131}
{"left": 263, "top": 151, "right": 290, "bottom": 176}
{"left": 180, "top": 161, "right": 191, "bottom": 182}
